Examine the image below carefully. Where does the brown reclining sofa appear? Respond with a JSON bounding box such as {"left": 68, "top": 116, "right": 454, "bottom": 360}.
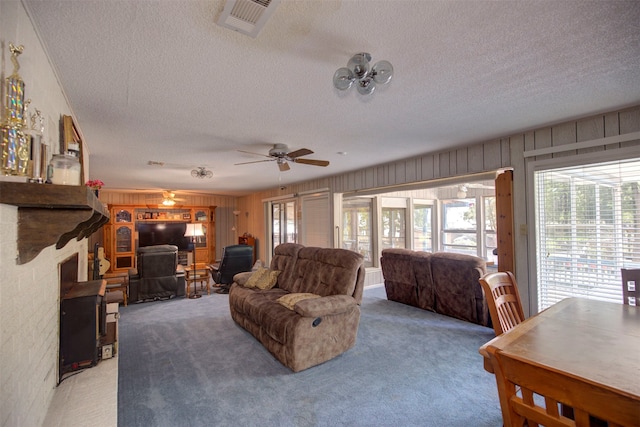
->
{"left": 380, "top": 248, "right": 490, "bottom": 327}
{"left": 228, "top": 243, "right": 365, "bottom": 372}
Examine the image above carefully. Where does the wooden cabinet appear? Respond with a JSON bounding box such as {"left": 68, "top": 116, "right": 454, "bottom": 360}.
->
{"left": 193, "top": 208, "right": 216, "bottom": 264}
{"left": 109, "top": 206, "right": 135, "bottom": 271}
{"left": 104, "top": 205, "right": 216, "bottom": 273}
{"left": 239, "top": 233, "right": 256, "bottom": 264}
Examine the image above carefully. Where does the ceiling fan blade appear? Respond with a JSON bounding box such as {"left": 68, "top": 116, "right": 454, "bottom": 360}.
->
{"left": 294, "top": 158, "right": 330, "bottom": 167}
{"left": 234, "top": 159, "right": 274, "bottom": 166}
{"left": 278, "top": 161, "right": 290, "bottom": 172}
{"left": 237, "top": 149, "right": 272, "bottom": 158}
{"left": 286, "top": 148, "right": 313, "bottom": 159}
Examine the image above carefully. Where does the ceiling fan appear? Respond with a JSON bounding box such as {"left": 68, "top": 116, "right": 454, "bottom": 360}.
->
{"left": 235, "top": 144, "right": 329, "bottom": 172}
{"left": 144, "top": 190, "right": 186, "bottom": 207}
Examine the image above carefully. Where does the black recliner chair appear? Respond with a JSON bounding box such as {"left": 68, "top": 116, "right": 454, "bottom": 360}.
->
{"left": 128, "top": 245, "right": 185, "bottom": 302}
{"left": 212, "top": 244, "right": 254, "bottom": 294}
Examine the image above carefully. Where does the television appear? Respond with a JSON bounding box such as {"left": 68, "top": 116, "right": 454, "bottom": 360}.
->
{"left": 137, "top": 222, "right": 192, "bottom": 251}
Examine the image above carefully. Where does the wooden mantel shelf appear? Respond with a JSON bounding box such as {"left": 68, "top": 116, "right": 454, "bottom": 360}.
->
{"left": 0, "top": 182, "right": 110, "bottom": 264}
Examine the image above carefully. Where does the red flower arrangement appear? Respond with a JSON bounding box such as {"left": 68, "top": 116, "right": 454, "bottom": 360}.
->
{"left": 86, "top": 179, "right": 104, "bottom": 190}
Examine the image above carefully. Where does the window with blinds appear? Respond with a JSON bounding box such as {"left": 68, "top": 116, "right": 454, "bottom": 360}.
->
{"left": 301, "top": 193, "right": 330, "bottom": 248}
{"left": 534, "top": 157, "right": 640, "bottom": 310}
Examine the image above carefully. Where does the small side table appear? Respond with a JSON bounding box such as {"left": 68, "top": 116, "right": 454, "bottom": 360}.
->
{"left": 103, "top": 271, "right": 129, "bottom": 306}
{"left": 185, "top": 264, "right": 211, "bottom": 298}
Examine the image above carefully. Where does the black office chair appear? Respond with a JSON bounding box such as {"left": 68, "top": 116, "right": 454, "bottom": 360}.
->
{"left": 212, "top": 244, "right": 254, "bottom": 294}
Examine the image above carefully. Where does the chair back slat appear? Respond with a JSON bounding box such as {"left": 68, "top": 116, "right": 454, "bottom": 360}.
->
{"left": 479, "top": 271, "right": 525, "bottom": 336}
{"left": 487, "top": 346, "right": 639, "bottom": 427}
{"left": 621, "top": 268, "right": 640, "bottom": 306}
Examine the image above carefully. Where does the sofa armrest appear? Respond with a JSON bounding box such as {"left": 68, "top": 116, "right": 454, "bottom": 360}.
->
{"left": 233, "top": 271, "right": 254, "bottom": 286}
{"left": 294, "top": 295, "right": 357, "bottom": 317}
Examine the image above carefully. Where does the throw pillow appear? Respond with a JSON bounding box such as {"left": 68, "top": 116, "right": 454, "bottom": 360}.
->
{"left": 244, "top": 268, "right": 268, "bottom": 288}
{"left": 253, "top": 269, "right": 281, "bottom": 290}
{"left": 277, "top": 293, "right": 320, "bottom": 310}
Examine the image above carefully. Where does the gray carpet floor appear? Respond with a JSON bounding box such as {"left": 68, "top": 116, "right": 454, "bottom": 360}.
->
{"left": 118, "top": 285, "right": 503, "bottom": 426}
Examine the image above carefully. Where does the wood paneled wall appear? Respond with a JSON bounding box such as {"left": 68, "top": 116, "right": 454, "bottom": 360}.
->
{"left": 98, "top": 191, "right": 237, "bottom": 259}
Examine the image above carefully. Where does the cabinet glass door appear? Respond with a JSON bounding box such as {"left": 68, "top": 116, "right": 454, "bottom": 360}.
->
{"left": 115, "top": 226, "right": 132, "bottom": 253}
{"left": 116, "top": 209, "right": 132, "bottom": 223}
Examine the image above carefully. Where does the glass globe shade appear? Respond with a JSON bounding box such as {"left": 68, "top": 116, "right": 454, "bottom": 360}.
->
{"left": 357, "top": 77, "right": 376, "bottom": 95}
{"left": 347, "top": 52, "right": 371, "bottom": 80}
{"left": 333, "top": 67, "right": 354, "bottom": 90}
{"left": 372, "top": 60, "right": 393, "bottom": 85}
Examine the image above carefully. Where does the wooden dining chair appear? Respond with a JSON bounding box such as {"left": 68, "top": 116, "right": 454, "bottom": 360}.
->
{"left": 486, "top": 344, "right": 638, "bottom": 427}
{"left": 621, "top": 268, "right": 640, "bottom": 306}
{"left": 479, "top": 271, "right": 525, "bottom": 336}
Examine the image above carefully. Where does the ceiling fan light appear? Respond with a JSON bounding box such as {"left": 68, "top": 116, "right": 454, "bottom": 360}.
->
{"left": 333, "top": 67, "right": 355, "bottom": 90}
{"left": 372, "top": 60, "right": 393, "bottom": 85}
{"left": 162, "top": 198, "right": 176, "bottom": 206}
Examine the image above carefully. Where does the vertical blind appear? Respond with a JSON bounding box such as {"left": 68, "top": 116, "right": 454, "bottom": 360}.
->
{"left": 534, "top": 157, "right": 640, "bottom": 310}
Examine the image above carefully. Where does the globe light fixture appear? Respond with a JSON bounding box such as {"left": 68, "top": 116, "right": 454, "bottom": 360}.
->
{"left": 333, "top": 52, "right": 393, "bottom": 95}
{"left": 191, "top": 166, "right": 213, "bottom": 179}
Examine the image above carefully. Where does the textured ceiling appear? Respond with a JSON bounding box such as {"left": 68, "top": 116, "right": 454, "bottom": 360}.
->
{"left": 22, "top": 0, "right": 640, "bottom": 195}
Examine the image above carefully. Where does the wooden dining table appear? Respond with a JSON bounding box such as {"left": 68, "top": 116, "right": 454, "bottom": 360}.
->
{"left": 479, "top": 297, "right": 640, "bottom": 426}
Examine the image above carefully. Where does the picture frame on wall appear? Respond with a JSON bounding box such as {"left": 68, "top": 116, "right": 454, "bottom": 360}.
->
{"left": 61, "top": 115, "right": 84, "bottom": 178}
{"left": 183, "top": 213, "right": 191, "bottom": 220}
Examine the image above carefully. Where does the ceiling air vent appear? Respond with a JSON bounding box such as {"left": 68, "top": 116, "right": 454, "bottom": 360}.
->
{"left": 217, "top": 0, "right": 281, "bottom": 38}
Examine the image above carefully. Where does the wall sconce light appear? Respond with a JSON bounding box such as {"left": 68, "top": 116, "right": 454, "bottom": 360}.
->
{"left": 232, "top": 210, "right": 241, "bottom": 232}
{"left": 333, "top": 52, "right": 393, "bottom": 95}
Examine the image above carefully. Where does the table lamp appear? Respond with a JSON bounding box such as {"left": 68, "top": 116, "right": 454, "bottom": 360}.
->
{"left": 184, "top": 223, "right": 205, "bottom": 299}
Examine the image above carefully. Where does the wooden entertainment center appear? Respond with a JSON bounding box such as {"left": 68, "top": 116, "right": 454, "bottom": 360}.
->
{"left": 103, "top": 205, "right": 216, "bottom": 273}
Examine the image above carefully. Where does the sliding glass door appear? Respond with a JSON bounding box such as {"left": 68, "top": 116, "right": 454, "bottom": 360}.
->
{"left": 534, "top": 157, "right": 640, "bottom": 310}
{"left": 271, "top": 199, "right": 297, "bottom": 252}
{"left": 342, "top": 197, "right": 374, "bottom": 267}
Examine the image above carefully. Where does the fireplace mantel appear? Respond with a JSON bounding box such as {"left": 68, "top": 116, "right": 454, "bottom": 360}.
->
{"left": 0, "top": 182, "right": 109, "bottom": 264}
